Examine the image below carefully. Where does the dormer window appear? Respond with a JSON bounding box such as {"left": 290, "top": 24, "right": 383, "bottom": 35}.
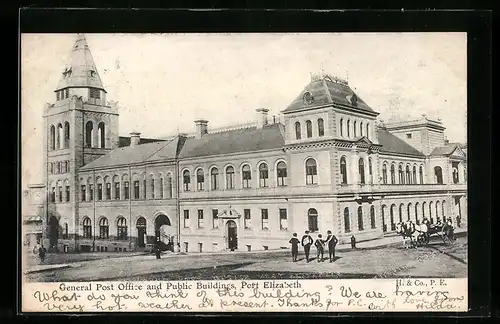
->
{"left": 406, "top": 133, "right": 412, "bottom": 139}
{"left": 89, "top": 70, "right": 96, "bottom": 78}
{"left": 89, "top": 88, "right": 101, "bottom": 99}
{"left": 303, "top": 91, "right": 313, "bottom": 105}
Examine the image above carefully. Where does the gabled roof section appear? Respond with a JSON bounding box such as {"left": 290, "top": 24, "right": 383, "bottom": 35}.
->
{"left": 377, "top": 128, "right": 425, "bottom": 157}
{"left": 80, "top": 137, "right": 180, "bottom": 170}
{"left": 282, "top": 74, "right": 376, "bottom": 114}
{"left": 179, "top": 123, "right": 285, "bottom": 159}
{"left": 430, "top": 145, "right": 466, "bottom": 159}
{"left": 56, "top": 34, "right": 105, "bottom": 91}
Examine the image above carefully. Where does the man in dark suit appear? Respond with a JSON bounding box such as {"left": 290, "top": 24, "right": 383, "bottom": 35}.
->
{"left": 325, "top": 230, "right": 339, "bottom": 262}
{"left": 301, "top": 230, "right": 313, "bottom": 262}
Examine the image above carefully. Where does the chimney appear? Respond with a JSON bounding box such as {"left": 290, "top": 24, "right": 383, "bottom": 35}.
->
{"left": 256, "top": 108, "right": 269, "bottom": 128}
{"left": 130, "top": 132, "right": 141, "bottom": 147}
{"left": 194, "top": 119, "right": 209, "bottom": 139}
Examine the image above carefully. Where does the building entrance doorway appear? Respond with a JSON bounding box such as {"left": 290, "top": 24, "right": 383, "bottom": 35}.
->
{"left": 226, "top": 220, "right": 237, "bottom": 251}
{"left": 136, "top": 217, "right": 146, "bottom": 248}
{"left": 155, "top": 214, "right": 173, "bottom": 251}
{"left": 48, "top": 216, "right": 59, "bottom": 250}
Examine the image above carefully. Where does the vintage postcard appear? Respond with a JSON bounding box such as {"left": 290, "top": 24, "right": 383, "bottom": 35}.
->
{"left": 21, "top": 32, "right": 468, "bottom": 312}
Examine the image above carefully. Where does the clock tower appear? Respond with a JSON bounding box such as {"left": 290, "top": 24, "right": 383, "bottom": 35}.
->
{"left": 42, "top": 34, "right": 119, "bottom": 251}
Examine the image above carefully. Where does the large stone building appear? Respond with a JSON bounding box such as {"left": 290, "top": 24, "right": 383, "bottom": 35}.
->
{"left": 24, "top": 34, "right": 468, "bottom": 253}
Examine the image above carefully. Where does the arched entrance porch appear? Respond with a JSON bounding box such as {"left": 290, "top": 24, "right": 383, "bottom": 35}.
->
{"left": 155, "top": 214, "right": 174, "bottom": 252}
{"left": 226, "top": 220, "right": 238, "bottom": 251}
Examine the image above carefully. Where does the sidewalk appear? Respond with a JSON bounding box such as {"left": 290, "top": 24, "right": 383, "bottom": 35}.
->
{"left": 24, "top": 228, "right": 467, "bottom": 274}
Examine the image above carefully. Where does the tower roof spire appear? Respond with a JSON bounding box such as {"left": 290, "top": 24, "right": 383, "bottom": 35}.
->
{"left": 56, "top": 33, "right": 106, "bottom": 92}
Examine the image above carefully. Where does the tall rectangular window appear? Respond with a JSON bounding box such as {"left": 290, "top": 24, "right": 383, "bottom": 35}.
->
{"left": 212, "top": 209, "right": 219, "bottom": 229}
{"left": 81, "top": 185, "right": 86, "bottom": 202}
{"left": 106, "top": 183, "right": 111, "bottom": 200}
{"left": 124, "top": 181, "right": 129, "bottom": 199}
{"left": 58, "top": 186, "right": 63, "bottom": 202}
{"left": 51, "top": 187, "right": 56, "bottom": 202}
{"left": 244, "top": 209, "right": 251, "bottom": 229}
{"left": 183, "top": 210, "right": 189, "bottom": 228}
{"left": 197, "top": 210, "right": 204, "bottom": 228}
{"left": 65, "top": 185, "right": 70, "bottom": 202}
{"left": 133, "top": 181, "right": 140, "bottom": 199}
{"left": 261, "top": 209, "right": 269, "bottom": 230}
{"left": 114, "top": 182, "right": 120, "bottom": 200}
{"left": 97, "top": 184, "right": 103, "bottom": 200}
{"left": 143, "top": 179, "right": 146, "bottom": 199}
{"left": 89, "top": 184, "right": 94, "bottom": 201}
{"left": 151, "top": 179, "right": 155, "bottom": 199}
{"left": 159, "top": 178, "right": 164, "bottom": 199}
{"left": 279, "top": 209, "right": 288, "bottom": 231}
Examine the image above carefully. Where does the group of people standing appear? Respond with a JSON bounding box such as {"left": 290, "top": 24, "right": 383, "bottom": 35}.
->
{"left": 289, "top": 230, "right": 338, "bottom": 263}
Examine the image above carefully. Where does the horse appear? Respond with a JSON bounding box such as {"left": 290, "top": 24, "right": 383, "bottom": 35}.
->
{"left": 396, "top": 222, "right": 416, "bottom": 249}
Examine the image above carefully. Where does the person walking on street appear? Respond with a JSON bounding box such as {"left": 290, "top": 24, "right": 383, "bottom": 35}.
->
{"left": 325, "top": 230, "right": 339, "bottom": 262}
{"left": 301, "top": 231, "right": 313, "bottom": 263}
{"left": 288, "top": 233, "right": 300, "bottom": 262}
{"left": 314, "top": 234, "right": 325, "bottom": 262}
{"left": 38, "top": 245, "right": 46, "bottom": 263}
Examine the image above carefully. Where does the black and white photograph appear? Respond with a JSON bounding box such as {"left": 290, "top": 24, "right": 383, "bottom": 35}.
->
{"left": 20, "top": 32, "right": 468, "bottom": 312}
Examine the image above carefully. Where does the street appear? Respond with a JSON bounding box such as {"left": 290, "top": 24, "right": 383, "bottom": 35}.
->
{"left": 24, "top": 234, "right": 467, "bottom": 282}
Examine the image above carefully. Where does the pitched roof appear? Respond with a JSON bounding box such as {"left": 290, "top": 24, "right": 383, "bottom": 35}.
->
{"left": 56, "top": 34, "right": 105, "bottom": 91}
{"left": 377, "top": 128, "right": 425, "bottom": 156}
{"left": 430, "top": 144, "right": 464, "bottom": 157}
{"left": 282, "top": 75, "right": 376, "bottom": 114}
{"left": 179, "top": 123, "right": 285, "bottom": 159}
{"left": 80, "top": 137, "right": 181, "bottom": 170}
{"left": 118, "top": 136, "right": 166, "bottom": 147}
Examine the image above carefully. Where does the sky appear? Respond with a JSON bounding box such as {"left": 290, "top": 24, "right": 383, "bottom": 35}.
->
{"left": 21, "top": 33, "right": 467, "bottom": 187}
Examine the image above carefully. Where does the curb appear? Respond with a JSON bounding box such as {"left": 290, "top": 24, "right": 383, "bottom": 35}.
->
{"left": 24, "top": 264, "right": 72, "bottom": 274}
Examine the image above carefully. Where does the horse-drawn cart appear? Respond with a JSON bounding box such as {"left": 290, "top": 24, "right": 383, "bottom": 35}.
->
{"left": 397, "top": 221, "right": 455, "bottom": 248}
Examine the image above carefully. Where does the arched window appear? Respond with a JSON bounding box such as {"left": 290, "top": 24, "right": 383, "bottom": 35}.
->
{"left": 415, "top": 202, "right": 420, "bottom": 224}
{"left": 64, "top": 179, "right": 70, "bottom": 202}
{"left": 82, "top": 217, "right": 92, "bottom": 238}
{"left": 103, "top": 176, "right": 111, "bottom": 200}
{"left": 422, "top": 202, "right": 427, "bottom": 220}
{"left": 196, "top": 169, "right": 205, "bottom": 191}
{"left": 259, "top": 163, "right": 269, "bottom": 187}
{"left": 399, "top": 204, "right": 404, "bottom": 223}
{"left": 277, "top": 161, "right": 287, "bottom": 186}
{"left": 57, "top": 123, "right": 63, "bottom": 149}
{"left": 210, "top": 167, "right": 219, "bottom": 190}
{"left": 381, "top": 205, "right": 387, "bottom": 232}
{"left": 407, "top": 203, "right": 412, "bottom": 221}
{"left": 382, "top": 163, "right": 388, "bottom": 184}
{"left": 390, "top": 204, "right": 396, "bottom": 231}
{"left": 354, "top": 120, "right": 357, "bottom": 137}
{"left": 159, "top": 176, "right": 164, "bottom": 199}
{"left": 357, "top": 206, "right": 364, "bottom": 231}
{"left": 344, "top": 207, "right": 351, "bottom": 233}
{"left": 452, "top": 167, "right": 459, "bottom": 184}
{"left": 366, "top": 123, "right": 370, "bottom": 140}
{"left": 442, "top": 200, "right": 446, "bottom": 219}
{"left": 412, "top": 165, "right": 417, "bottom": 184}
{"left": 50, "top": 125, "right": 56, "bottom": 150}
{"left": 390, "top": 164, "right": 396, "bottom": 184}
{"left": 399, "top": 164, "right": 405, "bottom": 184}
{"left": 317, "top": 118, "right": 324, "bottom": 137}
{"left": 295, "top": 121, "right": 301, "bottom": 140}
{"left": 436, "top": 201, "right": 441, "bottom": 223}
{"left": 429, "top": 202, "right": 434, "bottom": 223}
{"left": 358, "top": 158, "right": 365, "bottom": 184}
{"left": 117, "top": 217, "right": 128, "bottom": 240}
{"left": 406, "top": 165, "right": 411, "bottom": 184}
{"left": 226, "top": 166, "right": 235, "bottom": 189}
{"left": 149, "top": 174, "right": 155, "bottom": 199}
{"left": 340, "top": 156, "right": 348, "bottom": 184}
{"left": 368, "top": 158, "right": 373, "bottom": 183}
{"left": 308, "top": 208, "right": 318, "bottom": 232}
{"left": 112, "top": 175, "right": 120, "bottom": 200}
{"left": 306, "top": 120, "right": 313, "bottom": 138}
{"left": 97, "top": 122, "right": 105, "bottom": 148}
{"left": 305, "top": 158, "right": 318, "bottom": 185}
{"left": 99, "top": 218, "right": 109, "bottom": 239}
{"left": 85, "top": 121, "right": 93, "bottom": 148}
{"left": 166, "top": 175, "right": 173, "bottom": 198}
{"left": 183, "top": 170, "right": 191, "bottom": 191}
{"left": 63, "top": 223, "right": 68, "bottom": 239}
{"left": 434, "top": 166, "right": 443, "bottom": 184}
{"left": 360, "top": 122, "right": 363, "bottom": 137}
{"left": 242, "top": 165, "right": 251, "bottom": 188}
{"left": 370, "top": 205, "right": 376, "bottom": 229}
{"left": 64, "top": 122, "right": 70, "bottom": 149}
{"left": 122, "top": 174, "right": 129, "bottom": 200}
{"left": 57, "top": 180, "right": 63, "bottom": 202}
{"left": 419, "top": 165, "right": 424, "bottom": 184}
{"left": 347, "top": 120, "right": 351, "bottom": 138}
{"left": 340, "top": 118, "right": 344, "bottom": 137}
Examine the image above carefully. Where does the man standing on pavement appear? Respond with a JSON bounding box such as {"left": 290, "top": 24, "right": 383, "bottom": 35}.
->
{"left": 155, "top": 238, "right": 162, "bottom": 259}
{"left": 301, "top": 230, "right": 313, "bottom": 263}
{"left": 325, "top": 230, "right": 339, "bottom": 262}
{"left": 288, "top": 233, "right": 300, "bottom": 262}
